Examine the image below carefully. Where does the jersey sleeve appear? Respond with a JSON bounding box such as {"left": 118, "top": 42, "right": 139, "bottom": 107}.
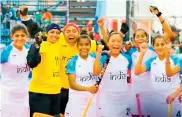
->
{"left": 122, "top": 53, "right": 132, "bottom": 70}
{"left": 66, "top": 55, "right": 78, "bottom": 75}
{"left": 127, "top": 47, "right": 137, "bottom": 56}
{"left": 179, "top": 58, "right": 182, "bottom": 74}
{"left": 100, "top": 54, "right": 108, "bottom": 67}
{"left": 144, "top": 57, "right": 156, "bottom": 71}
{"left": 0, "top": 45, "right": 13, "bottom": 63}
{"left": 170, "top": 55, "right": 180, "bottom": 65}
{"left": 89, "top": 52, "right": 108, "bottom": 67}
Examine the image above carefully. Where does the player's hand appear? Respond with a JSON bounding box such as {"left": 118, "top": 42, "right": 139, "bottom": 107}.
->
{"left": 120, "top": 23, "right": 129, "bottom": 35}
{"left": 97, "top": 45, "right": 104, "bottom": 54}
{"left": 124, "top": 41, "right": 132, "bottom": 52}
{"left": 166, "top": 94, "right": 175, "bottom": 104}
{"left": 149, "top": 6, "right": 160, "bottom": 15}
{"left": 97, "top": 17, "right": 105, "bottom": 27}
{"left": 88, "top": 85, "right": 98, "bottom": 94}
{"left": 35, "top": 31, "right": 43, "bottom": 46}
{"left": 139, "top": 42, "right": 148, "bottom": 53}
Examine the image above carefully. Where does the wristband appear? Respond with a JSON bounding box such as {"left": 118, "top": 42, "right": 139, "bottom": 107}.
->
{"left": 165, "top": 61, "right": 170, "bottom": 64}
{"left": 156, "top": 12, "right": 162, "bottom": 17}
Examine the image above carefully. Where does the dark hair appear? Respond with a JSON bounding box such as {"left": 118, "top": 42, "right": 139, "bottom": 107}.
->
{"left": 77, "top": 34, "right": 91, "bottom": 45}
{"left": 20, "top": 7, "right": 28, "bottom": 16}
{"left": 109, "top": 30, "right": 114, "bottom": 35}
{"left": 133, "top": 29, "right": 148, "bottom": 39}
{"left": 108, "top": 31, "right": 123, "bottom": 40}
{"left": 80, "top": 29, "right": 88, "bottom": 35}
{"left": 152, "top": 35, "right": 165, "bottom": 46}
{"left": 89, "top": 31, "right": 94, "bottom": 40}
{"left": 11, "top": 23, "right": 29, "bottom": 36}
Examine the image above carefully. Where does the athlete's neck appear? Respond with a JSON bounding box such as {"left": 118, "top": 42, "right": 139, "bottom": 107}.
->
{"left": 110, "top": 53, "right": 119, "bottom": 58}
{"left": 79, "top": 54, "right": 88, "bottom": 60}
{"left": 13, "top": 43, "right": 23, "bottom": 51}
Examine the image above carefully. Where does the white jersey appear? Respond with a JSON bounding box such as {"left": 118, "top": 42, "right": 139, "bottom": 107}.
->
{"left": 0, "top": 44, "right": 30, "bottom": 117}
{"left": 128, "top": 47, "right": 157, "bottom": 115}
{"left": 98, "top": 53, "right": 132, "bottom": 117}
{"left": 129, "top": 46, "right": 157, "bottom": 94}
{"left": 65, "top": 53, "right": 97, "bottom": 117}
{"left": 144, "top": 55, "right": 181, "bottom": 117}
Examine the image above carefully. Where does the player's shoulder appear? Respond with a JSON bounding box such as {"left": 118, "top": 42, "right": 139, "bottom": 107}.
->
{"left": 170, "top": 55, "right": 181, "bottom": 65}
{"left": 121, "top": 52, "right": 131, "bottom": 62}
{"left": 1, "top": 44, "right": 13, "bottom": 55}
{"left": 68, "top": 55, "right": 79, "bottom": 63}
{"left": 1, "top": 44, "right": 13, "bottom": 63}
{"left": 128, "top": 47, "right": 137, "bottom": 55}
{"left": 24, "top": 44, "right": 30, "bottom": 50}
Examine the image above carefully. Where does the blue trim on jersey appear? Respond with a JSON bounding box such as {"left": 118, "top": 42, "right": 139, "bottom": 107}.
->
{"left": 128, "top": 47, "right": 137, "bottom": 56}
{"left": 28, "top": 71, "right": 32, "bottom": 80}
{"left": 100, "top": 54, "right": 108, "bottom": 67}
{"left": 24, "top": 44, "right": 30, "bottom": 49}
{"left": 148, "top": 46, "right": 155, "bottom": 52}
{"left": 144, "top": 57, "right": 157, "bottom": 71}
{"left": 170, "top": 55, "right": 179, "bottom": 65}
{"left": 0, "top": 45, "right": 13, "bottom": 63}
{"left": 66, "top": 55, "right": 79, "bottom": 74}
{"left": 178, "top": 58, "right": 182, "bottom": 74}
{"left": 121, "top": 53, "right": 132, "bottom": 70}
{"left": 89, "top": 52, "right": 96, "bottom": 58}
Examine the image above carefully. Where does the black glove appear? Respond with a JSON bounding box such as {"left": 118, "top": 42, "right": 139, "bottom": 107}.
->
{"left": 150, "top": 6, "right": 162, "bottom": 17}
{"left": 34, "top": 32, "right": 42, "bottom": 46}
{"left": 120, "top": 23, "right": 129, "bottom": 35}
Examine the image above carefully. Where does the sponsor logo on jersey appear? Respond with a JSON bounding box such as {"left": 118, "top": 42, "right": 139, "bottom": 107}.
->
{"left": 17, "top": 64, "right": 30, "bottom": 73}
{"left": 155, "top": 73, "right": 171, "bottom": 82}
{"left": 110, "top": 71, "right": 127, "bottom": 80}
{"left": 80, "top": 72, "right": 96, "bottom": 82}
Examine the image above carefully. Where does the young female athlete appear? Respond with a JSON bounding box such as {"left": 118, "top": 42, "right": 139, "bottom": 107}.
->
{"left": 65, "top": 34, "right": 98, "bottom": 117}
{"left": 135, "top": 35, "right": 181, "bottom": 117}
{"left": 94, "top": 32, "right": 132, "bottom": 117}
{"left": 59, "top": 23, "right": 96, "bottom": 116}
{"left": 27, "top": 23, "right": 61, "bottom": 117}
{"left": 0, "top": 24, "right": 30, "bottom": 117}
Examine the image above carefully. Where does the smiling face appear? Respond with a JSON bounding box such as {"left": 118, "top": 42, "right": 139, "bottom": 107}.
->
{"left": 64, "top": 26, "right": 79, "bottom": 45}
{"left": 47, "top": 29, "right": 60, "bottom": 44}
{"left": 108, "top": 33, "right": 123, "bottom": 56}
{"left": 11, "top": 30, "right": 28, "bottom": 50}
{"left": 134, "top": 29, "right": 148, "bottom": 48}
{"left": 153, "top": 37, "right": 166, "bottom": 57}
{"left": 77, "top": 37, "right": 91, "bottom": 59}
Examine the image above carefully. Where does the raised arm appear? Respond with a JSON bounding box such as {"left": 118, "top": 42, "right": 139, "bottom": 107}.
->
{"left": 135, "top": 43, "right": 148, "bottom": 75}
{"left": 149, "top": 6, "right": 174, "bottom": 41}
{"left": 93, "top": 45, "right": 104, "bottom": 76}
{"left": 97, "top": 17, "right": 109, "bottom": 48}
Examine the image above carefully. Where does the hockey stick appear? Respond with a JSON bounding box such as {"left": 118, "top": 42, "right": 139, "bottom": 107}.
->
{"left": 81, "top": 51, "right": 110, "bottom": 117}
{"left": 168, "top": 103, "right": 173, "bottom": 117}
